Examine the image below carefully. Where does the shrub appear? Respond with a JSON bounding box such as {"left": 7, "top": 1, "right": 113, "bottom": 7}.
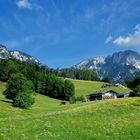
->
{"left": 34, "top": 71, "right": 46, "bottom": 94}
{"left": 76, "top": 95, "right": 88, "bottom": 102}
{"left": 3, "top": 73, "right": 35, "bottom": 109}
{"left": 127, "top": 76, "right": 140, "bottom": 89}
{"left": 4, "top": 73, "right": 33, "bottom": 100}
{"left": 129, "top": 91, "right": 136, "bottom": 97}
{"left": 45, "top": 74, "right": 65, "bottom": 99}
{"left": 80, "top": 95, "right": 88, "bottom": 102}
{"left": 134, "top": 85, "right": 140, "bottom": 96}
{"left": 46, "top": 75, "right": 75, "bottom": 100}
{"left": 13, "top": 92, "right": 34, "bottom": 109}
{"left": 45, "top": 74, "right": 57, "bottom": 96}
{"left": 69, "top": 96, "right": 76, "bottom": 104}
{"left": 64, "top": 80, "right": 75, "bottom": 100}
{"left": 53, "top": 78, "right": 64, "bottom": 99}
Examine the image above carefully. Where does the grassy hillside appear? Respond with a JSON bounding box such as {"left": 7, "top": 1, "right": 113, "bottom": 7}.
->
{"left": 0, "top": 82, "right": 140, "bottom": 140}
{"left": 68, "top": 79, "right": 131, "bottom": 97}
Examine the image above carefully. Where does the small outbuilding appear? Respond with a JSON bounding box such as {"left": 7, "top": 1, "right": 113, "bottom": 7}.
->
{"left": 89, "top": 90, "right": 130, "bottom": 101}
{"left": 89, "top": 90, "right": 118, "bottom": 101}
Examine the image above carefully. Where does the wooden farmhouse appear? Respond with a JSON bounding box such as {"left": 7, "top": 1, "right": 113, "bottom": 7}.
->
{"left": 89, "top": 90, "right": 130, "bottom": 101}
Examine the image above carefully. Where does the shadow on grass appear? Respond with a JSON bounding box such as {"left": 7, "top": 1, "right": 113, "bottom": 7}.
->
{"left": 0, "top": 99, "right": 13, "bottom": 103}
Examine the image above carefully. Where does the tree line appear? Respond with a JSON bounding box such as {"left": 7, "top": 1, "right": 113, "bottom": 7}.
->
{"left": 54, "top": 68, "right": 100, "bottom": 81}
{"left": 127, "top": 77, "right": 140, "bottom": 96}
{"left": 0, "top": 59, "right": 75, "bottom": 108}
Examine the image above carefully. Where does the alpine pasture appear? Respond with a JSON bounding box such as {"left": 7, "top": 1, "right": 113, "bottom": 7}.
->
{"left": 0, "top": 81, "right": 139, "bottom": 140}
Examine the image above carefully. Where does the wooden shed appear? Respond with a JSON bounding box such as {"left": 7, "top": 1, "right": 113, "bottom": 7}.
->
{"left": 89, "top": 90, "right": 118, "bottom": 101}
{"left": 117, "top": 92, "right": 130, "bottom": 98}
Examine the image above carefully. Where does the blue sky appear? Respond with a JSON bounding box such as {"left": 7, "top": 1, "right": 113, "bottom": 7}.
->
{"left": 1, "top": 0, "right": 140, "bottom": 68}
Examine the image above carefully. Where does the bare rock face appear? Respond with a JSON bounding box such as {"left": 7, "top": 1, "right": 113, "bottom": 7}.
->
{"left": 0, "top": 45, "right": 11, "bottom": 58}
{"left": 0, "top": 44, "right": 39, "bottom": 63}
{"left": 73, "top": 50, "right": 140, "bottom": 82}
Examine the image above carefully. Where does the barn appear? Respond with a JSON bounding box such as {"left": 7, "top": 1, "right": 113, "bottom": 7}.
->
{"left": 89, "top": 90, "right": 118, "bottom": 101}
{"left": 89, "top": 90, "right": 130, "bottom": 101}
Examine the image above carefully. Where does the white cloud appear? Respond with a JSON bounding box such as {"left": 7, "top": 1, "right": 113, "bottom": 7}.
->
{"left": 16, "top": 0, "right": 32, "bottom": 10}
{"left": 113, "top": 24, "right": 140, "bottom": 47}
{"left": 105, "top": 36, "right": 113, "bottom": 43}
{"left": 16, "top": 0, "right": 43, "bottom": 10}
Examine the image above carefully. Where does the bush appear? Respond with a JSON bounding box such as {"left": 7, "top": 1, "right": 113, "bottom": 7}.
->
{"left": 45, "top": 74, "right": 65, "bottom": 99}
{"left": 64, "top": 80, "right": 75, "bottom": 100}
{"left": 76, "top": 95, "right": 88, "bottom": 102}
{"left": 134, "top": 85, "right": 140, "bottom": 96}
{"left": 3, "top": 73, "right": 35, "bottom": 109}
{"left": 53, "top": 78, "right": 64, "bottom": 99}
{"left": 46, "top": 75, "right": 75, "bottom": 100}
{"left": 80, "top": 95, "right": 88, "bottom": 102}
{"left": 69, "top": 96, "right": 76, "bottom": 104}
{"left": 13, "top": 92, "right": 34, "bottom": 109}
{"left": 129, "top": 91, "right": 136, "bottom": 97}
{"left": 45, "top": 74, "right": 57, "bottom": 96}
{"left": 4, "top": 73, "right": 33, "bottom": 100}
{"left": 127, "top": 76, "right": 140, "bottom": 89}
{"left": 34, "top": 71, "right": 46, "bottom": 94}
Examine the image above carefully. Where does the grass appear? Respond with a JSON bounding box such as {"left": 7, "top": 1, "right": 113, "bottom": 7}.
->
{"left": 68, "top": 79, "right": 131, "bottom": 97}
{"left": 0, "top": 82, "right": 140, "bottom": 140}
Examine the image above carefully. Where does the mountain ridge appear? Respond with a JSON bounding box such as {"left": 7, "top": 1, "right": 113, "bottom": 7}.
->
{"left": 73, "top": 50, "right": 140, "bottom": 82}
{"left": 1, "top": 44, "right": 140, "bottom": 82}
{"left": 0, "top": 44, "right": 39, "bottom": 63}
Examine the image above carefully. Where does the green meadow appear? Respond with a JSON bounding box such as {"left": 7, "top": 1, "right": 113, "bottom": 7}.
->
{"left": 69, "top": 78, "right": 131, "bottom": 97}
{"left": 0, "top": 81, "right": 139, "bottom": 140}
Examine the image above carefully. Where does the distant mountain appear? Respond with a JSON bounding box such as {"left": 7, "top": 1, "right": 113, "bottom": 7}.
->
{"left": 0, "top": 44, "right": 39, "bottom": 63}
{"left": 73, "top": 50, "right": 140, "bottom": 82}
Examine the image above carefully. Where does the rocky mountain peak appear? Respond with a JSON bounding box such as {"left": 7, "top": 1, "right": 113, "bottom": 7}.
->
{"left": 0, "top": 45, "right": 11, "bottom": 58}
{"left": 73, "top": 50, "right": 140, "bottom": 82}
{"left": 0, "top": 44, "right": 39, "bottom": 63}
{"left": 106, "top": 50, "right": 140, "bottom": 68}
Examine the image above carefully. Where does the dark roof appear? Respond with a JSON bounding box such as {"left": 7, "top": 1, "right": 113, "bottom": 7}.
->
{"left": 89, "top": 89, "right": 118, "bottom": 96}
{"left": 117, "top": 92, "right": 130, "bottom": 97}
{"left": 102, "top": 90, "right": 118, "bottom": 94}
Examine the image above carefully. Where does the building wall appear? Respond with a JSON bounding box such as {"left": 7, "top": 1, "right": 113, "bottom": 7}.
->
{"left": 102, "top": 93, "right": 117, "bottom": 100}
